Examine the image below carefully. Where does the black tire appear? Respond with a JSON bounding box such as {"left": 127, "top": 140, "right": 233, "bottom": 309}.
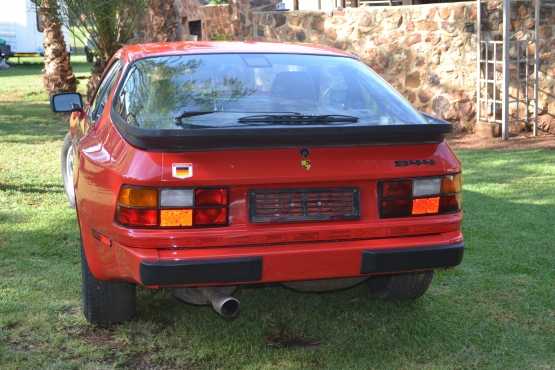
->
{"left": 367, "top": 271, "right": 434, "bottom": 300}
{"left": 61, "top": 133, "right": 76, "bottom": 208}
{"left": 81, "top": 246, "right": 136, "bottom": 326}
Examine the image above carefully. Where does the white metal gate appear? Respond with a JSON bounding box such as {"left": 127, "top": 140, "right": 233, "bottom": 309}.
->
{"left": 476, "top": 0, "right": 541, "bottom": 139}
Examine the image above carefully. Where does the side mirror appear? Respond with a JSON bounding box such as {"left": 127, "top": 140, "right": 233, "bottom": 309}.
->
{"left": 51, "top": 92, "right": 83, "bottom": 113}
{"left": 420, "top": 112, "right": 450, "bottom": 125}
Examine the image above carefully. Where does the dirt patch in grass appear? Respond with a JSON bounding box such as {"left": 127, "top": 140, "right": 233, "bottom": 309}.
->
{"left": 67, "top": 325, "right": 120, "bottom": 347}
{"left": 449, "top": 132, "right": 555, "bottom": 150}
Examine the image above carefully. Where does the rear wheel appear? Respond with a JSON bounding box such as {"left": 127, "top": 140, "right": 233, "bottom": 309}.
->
{"left": 367, "top": 271, "right": 434, "bottom": 300}
{"left": 61, "top": 133, "right": 76, "bottom": 208}
{"left": 81, "top": 246, "right": 136, "bottom": 326}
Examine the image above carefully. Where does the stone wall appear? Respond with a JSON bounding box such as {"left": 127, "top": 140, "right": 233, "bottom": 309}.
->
{"left": 176, "top": 0, "right": 278, "bottom": 41}
{"left": 200, "top": 4, "right": 240, "bottom": 40}
{"left": 250, "top": 2, "right": 478, "bottom": 131}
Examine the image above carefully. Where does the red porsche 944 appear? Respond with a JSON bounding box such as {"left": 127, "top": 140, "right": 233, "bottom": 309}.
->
{"left": 51, "top": 42, "right": 463, "bottom": 325}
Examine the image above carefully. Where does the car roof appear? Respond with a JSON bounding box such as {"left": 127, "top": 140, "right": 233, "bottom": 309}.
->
{"left": 118, "top": 41, "right": 358, "bottom": 63}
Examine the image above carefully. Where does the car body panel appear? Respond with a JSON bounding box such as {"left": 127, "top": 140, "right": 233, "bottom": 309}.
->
{"left": 119, "top": 41, "right": 357, "bottom": 63}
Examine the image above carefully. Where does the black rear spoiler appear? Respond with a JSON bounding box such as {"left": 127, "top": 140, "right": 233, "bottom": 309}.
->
{"left": 111, "top": 110, "right": 452, "bottom": 152}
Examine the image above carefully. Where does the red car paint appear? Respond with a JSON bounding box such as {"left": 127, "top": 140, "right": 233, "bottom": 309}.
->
{"left": 68, "top": 42, "right": 463, "bottom": 289}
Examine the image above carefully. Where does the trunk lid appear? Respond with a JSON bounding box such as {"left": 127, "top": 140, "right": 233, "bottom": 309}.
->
{"left": 133, "top": 142, "right": 462, "bottom": 249}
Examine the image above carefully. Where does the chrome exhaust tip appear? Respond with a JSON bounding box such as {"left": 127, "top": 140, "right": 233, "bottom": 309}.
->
{"left": 210, "top": 295, "right": 240, "bottom": 319}
{"left": 173, "top": 287, "right": 240, "bottom": 319}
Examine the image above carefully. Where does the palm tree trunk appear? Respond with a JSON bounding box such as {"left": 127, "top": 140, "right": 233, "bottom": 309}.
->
{"left": 39, "top": 0, "right": 77, "bottom": 96}
{"left": 86, "top": 59, "right": 106, "bottom": 103}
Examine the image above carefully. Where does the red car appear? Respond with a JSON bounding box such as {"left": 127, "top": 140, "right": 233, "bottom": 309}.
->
{"left": 51, "top": 42, "right": 463, "bottom": 325}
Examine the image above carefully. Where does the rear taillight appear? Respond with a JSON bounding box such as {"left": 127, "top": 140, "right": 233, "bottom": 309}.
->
{"left": 116, "top": 186, "right": 228, "bottom": 228}
{"left": 379, "top": 174, "right": 461, "bottom": 218}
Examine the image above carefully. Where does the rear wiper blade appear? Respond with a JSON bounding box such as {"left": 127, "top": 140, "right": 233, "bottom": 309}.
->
{"left": 237, "top": 113, "right": 359, "bottom": 124}
{"left": 174, "top": 110, "right": 217, "bottom": 125}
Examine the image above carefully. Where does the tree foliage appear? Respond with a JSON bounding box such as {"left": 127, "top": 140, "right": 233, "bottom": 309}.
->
{"left": 63, "top": 0, "right": 145, "bottom": 62}
{"left": 62, "top": 0, "right": 147, "bottom": 100}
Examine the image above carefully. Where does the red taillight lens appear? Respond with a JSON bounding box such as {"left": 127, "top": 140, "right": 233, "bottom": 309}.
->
{"left": 380, "top": 199, "right": 411, "bottom": 218}
{"left": 116, "top": 207, "right": 158, "bottom": 227}
{"left": 195, "top": 188, "right": 228, "bottom": 207}
{"left": 194, "top": 207, "right": 228, "bottom": 226}
{"left": 381, "top": 181, "right": 412, "bottom": 198}
{"left": 379, "top": 174, "right": 461, "bottom": 218}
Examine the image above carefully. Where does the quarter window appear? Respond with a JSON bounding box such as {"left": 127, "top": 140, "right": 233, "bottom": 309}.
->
{"left": 90, "top": 61, "right": 122, "bottom": 123}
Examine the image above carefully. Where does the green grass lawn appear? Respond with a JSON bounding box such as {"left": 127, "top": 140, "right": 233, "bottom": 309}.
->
{"left": 1, "top": 60, "right": 554, "bottom": 370}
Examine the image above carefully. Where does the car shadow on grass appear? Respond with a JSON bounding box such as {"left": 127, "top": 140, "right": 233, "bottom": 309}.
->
{"left": 0, "top": 101, "right": 67, "bottom": 144}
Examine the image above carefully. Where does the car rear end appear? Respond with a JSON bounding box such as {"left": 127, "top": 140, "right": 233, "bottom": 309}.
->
{"left": 74, "top": 44, "right": 463, "bottom": 324}
{"left": 90, "top": 142, "right": 462, "bottom": 288}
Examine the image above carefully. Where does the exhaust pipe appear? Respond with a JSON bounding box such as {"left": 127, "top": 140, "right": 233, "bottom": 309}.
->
{"left": 202, "top": 289, "right": 240, "bottom": 319}
{"left": 173, "top": 287, "right": 240, "bottom": 319}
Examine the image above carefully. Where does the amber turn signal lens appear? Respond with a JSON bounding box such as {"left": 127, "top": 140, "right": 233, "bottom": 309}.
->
{"left": 118, "top": 186, "right": 158, "bottom": 208}
{"left": 160, "top": 209, "right": 193, "bottom": 227}
{"left": 412, "top": 197, "right": 440, "bottom": 215}
{"left": 441, "top": 174, "right": 462, "bottom": 194}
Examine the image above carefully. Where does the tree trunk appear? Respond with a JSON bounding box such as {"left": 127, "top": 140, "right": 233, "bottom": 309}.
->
{"left": 86, "top": 59, "right": 107, "bottom": 103}
{"left": 40, "top": 0, "right": 77, "bottom": 96}
{"left": 144, "top": 0, "right": 179, "bottom": 42}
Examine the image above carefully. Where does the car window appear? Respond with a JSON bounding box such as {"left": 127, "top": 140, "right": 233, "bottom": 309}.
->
{"left": 113, "top": 53, "right": 427, "bottom": 130}
{"left": 90, "top": 61, "right": 122, "bottom": 122}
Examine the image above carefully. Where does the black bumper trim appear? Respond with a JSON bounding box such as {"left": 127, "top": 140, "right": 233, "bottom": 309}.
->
{"left": 360, "top": 242, "right": 464, "bottom": 274}
{"left": 140, "top": 257, "right": 262, "bottom": 286}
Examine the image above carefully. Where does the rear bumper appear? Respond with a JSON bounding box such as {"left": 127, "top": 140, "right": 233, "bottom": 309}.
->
{"left": 83, "top": 227, "right": 463, "bottom": 285}
{"left": 139, "top": 242, "right": 463, "bottom": 286}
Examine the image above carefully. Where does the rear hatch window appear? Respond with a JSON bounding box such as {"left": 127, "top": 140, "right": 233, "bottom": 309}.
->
{"left": 111, "top": 53, "right": 450, "bottom": 150}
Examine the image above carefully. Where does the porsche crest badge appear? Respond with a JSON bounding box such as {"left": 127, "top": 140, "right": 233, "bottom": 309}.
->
{"left": 301, "top": 159, "right": 312, "bottom": 171}
{"left": 300, "top": 148, "right": 311, "bottom": 171}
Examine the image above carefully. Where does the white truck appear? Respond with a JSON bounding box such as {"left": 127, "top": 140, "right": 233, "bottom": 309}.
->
{"left": 0, "top": 0, "right": 71, "bottom": 59}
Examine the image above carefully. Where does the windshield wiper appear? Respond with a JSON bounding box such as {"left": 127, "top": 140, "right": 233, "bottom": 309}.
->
{"left": 174, "top": 110, "right": 217, "bottom": 125}
{"left": 237, "top": 113, "right": 359, "bottom": 124}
